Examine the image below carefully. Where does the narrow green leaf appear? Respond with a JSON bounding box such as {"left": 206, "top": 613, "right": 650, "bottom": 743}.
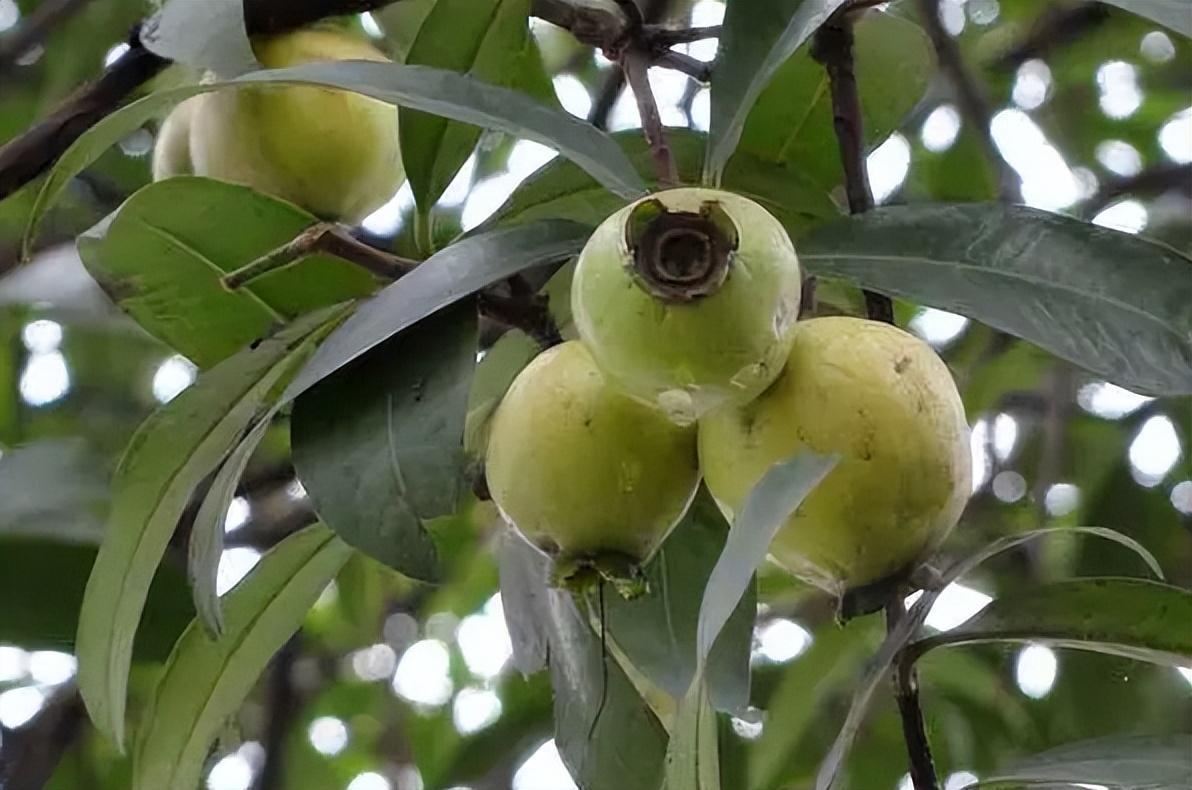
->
{"left": 75, "top": 307, "right": 342, "bottom": 749}
{"left": 402, "top": 0, "right": 539, "bottom": 209}
{"left": 707, "top": 0, "right": 848, "bottom": 183}
{"left": 140, "top": 0, "right": 258, "bottom": 76}
{"left": 1099, "top": 0, "right": 1192, "bottom": 37}
{"left": 188, "top": 418, "right": 271, "bottom": 638}
{"left": 77, "top": 178, "right": 378, "bottom": 368}
{"left": 133, "top": 525, "right": 353, "bottom": 790}
{"left": 801, "top": 203, "right": 1192, "bottom": 396}
{"left": 26, "top": 65, "right": 642, "bottom": 250}
{"left": 909, "top": 577, "right": 1192, "bottom": 666}
{"left": 291, "top": 305, "right": 478, "bottom": 581}
{"left": 283, "top": 220, "right": 588, "bottom": 401}
{"left": 497, "top": 530, "right": 553, "bottom": 675}
{"left": 973, "top": 733, "right": 1192, "bottom": 789}
{"left": 666, "top": 678, "right": 721, "bottom": 790}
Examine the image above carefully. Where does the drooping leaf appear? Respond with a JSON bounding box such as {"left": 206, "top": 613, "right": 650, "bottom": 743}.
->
{"left": 739, "top": 8, "right": 933, "bottom": 192}
{"left": 291, "top": 304, "right": 478, "bottom": 582}
{"left": 972, "top": 733, "right": 1192, "bottom": 789}
{"left": 497, "top": 529, "right": 553, "bottom": 675}
{"left": 708, "top": 0, "right": 849, "bottom": 183}
{"left": 908, "top": 577, "right": 1192, "bottom": 666}
{"left": 187, "top": 418, "right": 271, "bottom": 638}
{"left": 27, "top": 65, "right": 642, "bottom": 250}
{"left": 604, "top": 490, "right": 755, "bottom": 714}
{"left": 284, "top": 220, "right": 588, "bottom": 401}
{"left": 492, "top": 128, "right": 838, "bottom": 237}
{"left": 75, "top": 307, "right": 342, "bottom": 749}
{"left": 402, "top": 0, "right": 544, "bottom": 210}
{"left": 801, "top": 203, "right": 1192, "bottom": 396}
{"left": 133, "top": 525, "right": 353, "bottom": 790}
{"left": 665, "top": 678, "right": 721, "bottom": 790}
{"left": 77, "top": 178, "right": 378, "bottom": 368}
{"left": 1099, "top": 0, "right": 1192, "bottom": 37}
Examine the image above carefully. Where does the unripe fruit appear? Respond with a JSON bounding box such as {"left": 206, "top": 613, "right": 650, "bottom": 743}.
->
{"left": 699, "top": 317, "right": 971, "bottom": 594}
{"left": 485, "top": 341, "right": 700, "bottom": 592}
{"left": 189, "top": 29, "right": 403, "bottom": 223}
{"left": 152, "top": 98, "right": 198, "bottom": 181}
{"left": 572, "top": 187, "right": 801, "bottom": 425}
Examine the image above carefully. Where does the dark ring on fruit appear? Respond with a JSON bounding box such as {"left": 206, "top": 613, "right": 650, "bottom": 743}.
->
{"left": 625, "top": 198, "right": 739, "bottom": 303}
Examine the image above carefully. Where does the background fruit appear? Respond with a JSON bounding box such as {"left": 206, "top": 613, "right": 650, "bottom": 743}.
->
{"left": 572, "top": 187, "right": 801, "bottom": 425}
{"left": 700, "top": 317, "right": 971, "bottom": 594}
{"left": 151, "top": 98, "right": 197, "bottom": 181}
{"left": 485, "top": 341, "right": 700, "bottom": 587}
{"left": 188, "top": 28, "right": 403, "bottom": 222}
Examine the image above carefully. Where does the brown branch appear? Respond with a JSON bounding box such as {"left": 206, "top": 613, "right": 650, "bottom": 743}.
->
{"left": 478, "top": 291, "right": 563, "bottom": 349}
{"left": 256, "top": 637, "right": 301, "bottom": 790}
{"left": 0, "top": 686, "right": 87, "bottom": 790}
{"left": 622, "top": 45, "right": 678, "bottom": 186}
{"left": 889, "top": 601, "right": 941, "bottom": 790}
{"left": 642, "top": 24, "right": 720, "bottom": 45}
{"left": 0, "top": 0, "right": 95, "bottom": 78}
{"left": 1083, "top": 163, "right": 1192, "bottom": 217}
{"left": 992, "top": 2, "right": 1110, "bottom": 71}
{"left": 915, "top": 0, "right": 1021, "bottom": 201}
{"left": 654, "top": 49, "right": 711, "bottom": 83}
{"left": 812, "top": 14, "right": 893, "bottom": 325}
{"left": 222, "top": 223, "right": 416, "bottom": 289}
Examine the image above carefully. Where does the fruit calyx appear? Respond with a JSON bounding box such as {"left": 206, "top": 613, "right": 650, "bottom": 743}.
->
{"left": 625, "top": 197, "right": 739, "bottom": 303}
{"left": 551, "top": 551, "right": 650, "bottom": 600}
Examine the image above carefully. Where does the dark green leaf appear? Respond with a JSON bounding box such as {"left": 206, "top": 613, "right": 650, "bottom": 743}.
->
{"left": 605, "top": 490, "right": 755, "bottom": 714}
{"left": 284, "top": 220, "right": 588, "bottom": 400}
{"left": 739, "top": 8, "right": 933, "bottom": 192}
{"left": 666, "top": 678, "right": 721, "bottom": 790}
{"left": 291, "top": 305, "right": 478, "bottom": 582}
{"left": 402, "top": 0, "right": 541, "bottom": 209}
{"left": 801, "top": 203, "right": 1192, "bottom": 396}
{"left": 973, "top": 733, "right": 1192, "bottom": 789}
{"left": 491, "top": 128, "right": 838, "bottom": 238}
{"left": 1099, "top": 0, "right": 1192, "bottom": 37}
{"left": 908, "top": 577, "right": 1192, "bottom": 666}
{"left": 133, "top": 525, "right": 353, "bottom": 790}
{"left": 708, "top": 0, "right": 849, "bottom": 182}
{"left": 77, "top": 178, "right": 378, "bottom": 368}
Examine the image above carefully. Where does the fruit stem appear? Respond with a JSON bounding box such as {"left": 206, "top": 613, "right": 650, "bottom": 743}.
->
{"left": 221, "top": 223, "right": 415, "bottom": 289}
{"left": 887, "top": 600, "right": 942, "bottom": 790}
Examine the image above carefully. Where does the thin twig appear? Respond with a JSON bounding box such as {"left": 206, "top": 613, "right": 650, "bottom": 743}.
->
{"left": 915, "top": 0, "right": 1020, "bottom": 201}
{"left": 992, "top": 1, "right": 1109, "bottom": 71}
{"left": 478, "top": 292, "right": 563, "bottom": 349}
{"left": 1083, "top": 163, "right": 1192, "bottom": 217}
{"left": 887, "top": 601, "right": 941, "bottom": 790}
{"left": 622, "top": 45, "right": 678, "bottom": 186}
{"left": 256, "top": 638, "right": 301, "bottom": 790}
{"left": 0, "top": 685, "right": 87, "bottom": 790}
{"left": 221, "top": 223, "right": 416, "bottom": 289}
{"left": 654, "top": 49, "right": 712, "bottom": 82}
{"left": 642, "top": 24, "right": 720, "bottom": 45}
{"left": 812, "top": 15, "right": 894, "bottom": 324}
{"left": 0, "top": 0, "right": 94, "bottom": 78}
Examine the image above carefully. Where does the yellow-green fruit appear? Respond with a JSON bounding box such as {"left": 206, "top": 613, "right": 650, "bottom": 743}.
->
{"left": 189, "top": 29, "right": 403, "bottom": 222}
{"left": 572, "top": 187, "right": 801, "bottom": 425}
{"left": 152, "top": 99, "right": 198, "bottom": 180}
{"left": 699, "top": 317, "right": 971, "bottom": 594}
{"left": 485, "top": 341, "right": 700, "bottom": 587}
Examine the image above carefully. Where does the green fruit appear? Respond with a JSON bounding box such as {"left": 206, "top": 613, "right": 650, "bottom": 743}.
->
{"left": 699, "top": 317, "right": 971, "bottom": 594}
{"left": 189, "top": 28, "right": 404, "bottom": 222}
{"left": 572, "top": 187, "right": 801, "bottom": 425}
{"left": 485, "top": 341, "right": 700, "bottom": 592}
{"left": 152, "top": 98, "right": 197, "bottom": 181}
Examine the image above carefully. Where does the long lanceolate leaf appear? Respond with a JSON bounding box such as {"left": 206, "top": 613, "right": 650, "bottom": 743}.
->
{"left": 1099, "top": 0, "right": 1192, "bottom": 37}
{"left": 801, "top": 203, "right": 1192, "bottom": 396}
{"left": 973, "top": 734, "right": 1192, "bottom": 789}
{"left": 706, "top": 0, "right": 849, "bottom": 183}
{"left": 667, "top": 452, "right": 838, "bottom": 790}
{"left": 134, "top": 525, "right": 353, "bottom": 790}
{"left": 814, "top": 526, "right": 1167, "bottom": 790}
{"left": 75, "top": 306, "right": 345, "bottom": 749}
{"left": 25, "top": 65, "right": 641, "bottom": 253}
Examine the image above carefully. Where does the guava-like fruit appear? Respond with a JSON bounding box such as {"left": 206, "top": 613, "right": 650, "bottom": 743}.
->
{"left": 485, "top": 341, "right": 700, "bottom": 593}
{"left": 699, "top": 317, "right": 971, "bottom": 594}
{"left": 189, "top": 28, "right": 403, "bottom": 222}
{"left": 152, "top": 98, "right": 198, "bottom": 181}
{"left": 571, "top": 187, "right": 801, "bottom": 425}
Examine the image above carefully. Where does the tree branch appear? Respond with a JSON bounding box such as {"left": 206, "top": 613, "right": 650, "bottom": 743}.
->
{"left": 0, "top": 0, "right": 95, "bottom": 79}
{"left": 992, "top": 1, "right": 1110, "bottom": 72}
{"left": 0, "top": 685, "right": 87, "bottom": 790}
{"left": 221, "top": 223, "right": 416, "bottom": 289}
{"left": 915, "top": 0, "right": 1020, "bottom": 201}
{"left": 622, "top": 45, "right": 678, "bottom": 186}
{"left": 888, "top": 602, "right": 941, "bottom": 790}
{"left": 1083, "top": 162, "right": 1192, "bottom": 216}
{"left": 812, "top": 13, "right": 893, "bottom": 324}
{"left": 256, "top": 637, "right": 301, "bottom": 790}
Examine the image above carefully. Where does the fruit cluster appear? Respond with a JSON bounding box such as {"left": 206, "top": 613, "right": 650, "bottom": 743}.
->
{"left": 486, "top": 188, "right": 972, "bottom": 598}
